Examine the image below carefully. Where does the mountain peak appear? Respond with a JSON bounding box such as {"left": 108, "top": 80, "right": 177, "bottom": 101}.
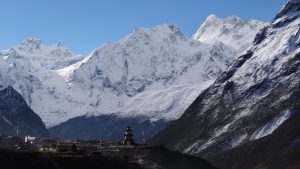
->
{"left": 275, "top": 0, "right": 300, "bottom": 19}
{"left": 205, "top": 15, "right": 243, "bottom": 25}
{"left": 55, "top": 42, "right": 64, "bottom": 47}
{"left": 193, "top": 15, "right": 268, "bottom": 52}
{"left": 225, "top": 15, "right": 243, "bottom": 23}
{"left": 131, "top": 24, "right": 184, "bottom": 37}
{"left": 154, "top": 24, "right": 184, "bottom": 37}
{"left": 205, "top": 14, "right": 220, "bottom": 22}
{"left": 1, "top": 38, "right": 83, "bottom": 70}
{"left": 23, "top": 38, "right": 42, "bottom": 44}
{"left": 16, "top": 38, "right": 70, "bottom": 53}
{"left": 13, "top": 38, "right": 73, "bottom": 56}
{"left": 114, "top": 24, "right": 187, "bottom": 47}
{"left": 18, "top": 38, "right": 42, "bottom": 51}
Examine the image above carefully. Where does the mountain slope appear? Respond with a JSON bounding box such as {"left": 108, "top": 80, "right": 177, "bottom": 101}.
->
{"left": 209, "top": 102, "right": 300, "bottom": 169}
{"left": 0, "top": 86, "right": 49, "bottom": 137}
{"left": 50, "top": 115, "right": 173, "bottom": 142}
{"left": 150, "top": 0, "right": 300, "bottom": 158}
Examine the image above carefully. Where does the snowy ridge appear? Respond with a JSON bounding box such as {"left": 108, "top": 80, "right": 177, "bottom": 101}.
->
{"left": 1, "top": 38, "right": 84, "bottom": 70}
{"left": 193, "top": 14, "right": 268, "bottom": 53}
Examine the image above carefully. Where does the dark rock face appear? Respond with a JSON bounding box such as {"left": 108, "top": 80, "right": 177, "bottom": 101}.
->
{"left": 253, "top": 26, "right": 269, "bottom": 45}
{"left": 49, "top": 115, "right": 173, "bottom": 143}
{"left": 217, "top": 51, "right": 253, "bottom": 83}
{"left": 275, "top": 0, "right": 300, "bottom": 19}
{"left": 0, "top": 86, "right": 49, "bottom": 137}
{"left": 149, "top": 0, "right": 300, "bottom": 159}
{"left": 208, "top": 103, "right": 300, "bottom": 169}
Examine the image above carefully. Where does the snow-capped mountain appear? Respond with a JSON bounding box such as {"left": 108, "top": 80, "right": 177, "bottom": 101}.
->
{"left": 1, "top": 38, "right": 84, "bottom": 70}
{"left": 150, "top": 0, "right": 300, "bottom": 158}
{"left": 58, "top": 24, "right": 235, "bottom": 119}
{"left": 49, "top": 21, "right": 263, "bottom": 140}
{"left": 49, "top": 24, "right": 237, "bottom": 140}
{"left": 0, "top": 39, "right": 87, "bottom": 127}
{"left": 193, "top": 15, "right": 268, "bottom": 53}
{"left": 63, "top": 24, "right": 235, "bottom": 93}
{"left": 0, "top": 16, "right": 264, "bottom": 140}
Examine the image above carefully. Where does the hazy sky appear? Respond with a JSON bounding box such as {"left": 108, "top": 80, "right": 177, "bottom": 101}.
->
{"left": 0, "top": 0, "right": 288, "bottom": 55}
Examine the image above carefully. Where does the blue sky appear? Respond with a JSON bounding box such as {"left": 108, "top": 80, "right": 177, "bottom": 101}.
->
{"left": 0, "top": 0, "right": 288, "bottom": 55}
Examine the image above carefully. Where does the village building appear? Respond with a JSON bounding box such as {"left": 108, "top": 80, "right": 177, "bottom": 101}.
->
{"left": 25, "top": 134, "right": 36, "bottom": 144}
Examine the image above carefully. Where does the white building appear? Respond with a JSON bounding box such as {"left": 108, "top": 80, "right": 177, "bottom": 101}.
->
{"left": 25, "top": 135, "right": 36, "bottom": 144}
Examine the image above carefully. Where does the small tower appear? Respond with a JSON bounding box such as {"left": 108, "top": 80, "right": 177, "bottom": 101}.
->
{"left": 16, "top": 128, "right": 19, "bottom": 136}
{"left": 141, "top": 132, "right": 146, "bottom": 145}
{"left": 123, "top": 126, "right": 135, "bottom": 145}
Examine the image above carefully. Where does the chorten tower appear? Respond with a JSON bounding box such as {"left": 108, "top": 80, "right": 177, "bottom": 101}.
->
{"left": 123, "top": 126, "right": 135, "bottom": 145}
